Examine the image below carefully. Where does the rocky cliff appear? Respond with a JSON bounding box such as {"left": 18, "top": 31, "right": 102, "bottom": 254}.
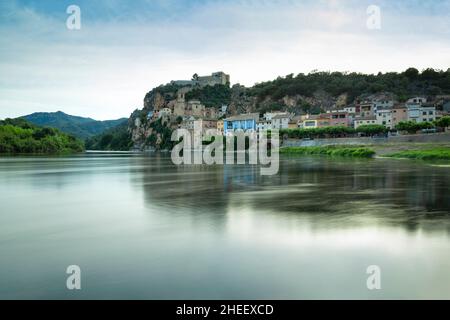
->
{"left": 128, "top": 68, "right": 450, "bottom": 150}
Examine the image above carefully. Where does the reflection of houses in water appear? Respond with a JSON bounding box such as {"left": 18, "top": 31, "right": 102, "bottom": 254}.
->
{"left": 222, "top": 163, "right": 260, "bottom": 192}
{"left": 132, "top": 155, "right": 450, "bottom": 234}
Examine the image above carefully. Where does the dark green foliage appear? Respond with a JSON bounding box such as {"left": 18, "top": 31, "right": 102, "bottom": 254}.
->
{"left": 185, "top": 84, "right": 231, "bottom": 108}
{"left": 355, "top": 125, "right": 388, "bottom": 135}
{"left": 281, "top": 124, "right": 389, "bottom": 139}
{"left": 0, "top": 118, "right": 84, "bottom": 154}
{"left": 22, "top": 111, "right": 127, "bottom": 139}
{"left": 85, "top": 121, "right": 133, "bottom": 151}
{"left": 144, "top": 83, "right": 182, "bottom": 104}
{"left": 395, "top": 121, "right": 434, "bottom": 133}
{"left": 435, "top": 116, "right": 450, "bottom": 128}
{"left": 395, "top": 117, "right": 449, "bottom": 134}
{"left": 280, "top": 126, "right": 354, "bottom": 139}
{"left": 154, "top": 83, "right": 182, "bottom": 96}
{"left": 280, "top": 146, "right": 375, "bottom": 158}
{"left": 148, "top": 118, "right": 174, "bottom": 150}
{"left": 249, "top": 69, "right": 450, "bottom": 103}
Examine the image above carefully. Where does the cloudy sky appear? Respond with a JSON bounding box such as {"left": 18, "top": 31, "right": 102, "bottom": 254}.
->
{"left": 1, "top": 0, "right": 449, "bottom": 120}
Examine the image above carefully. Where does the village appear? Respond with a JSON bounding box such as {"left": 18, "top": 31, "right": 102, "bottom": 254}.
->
{"left": 143, "top": 72, "right": 450, "bottom": 138}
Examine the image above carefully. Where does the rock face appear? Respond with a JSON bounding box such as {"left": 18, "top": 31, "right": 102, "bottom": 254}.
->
{"left": 128, "top": 110, "right": 149, "bottom": 149}
{"left": 229, "top": 84, "right": 257, "bottom": 115}
{"left": 144, "top": 91, "right": 167, "bottom": 111}
{"left": 128, "top": 82, "right": 351, "bottom": 150}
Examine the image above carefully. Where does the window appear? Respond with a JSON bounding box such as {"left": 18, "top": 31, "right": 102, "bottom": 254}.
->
{"left": 429, "top": 111, "right": 433, "bottom": 115}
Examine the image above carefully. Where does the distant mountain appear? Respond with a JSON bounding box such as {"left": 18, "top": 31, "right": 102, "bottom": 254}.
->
{"left": 21, "top": 111, "right": 127, "bottom": 139}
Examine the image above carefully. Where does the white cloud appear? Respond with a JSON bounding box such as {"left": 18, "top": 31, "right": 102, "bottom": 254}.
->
{"left": 0, "top": 1, "right": 449, "bottom": 120}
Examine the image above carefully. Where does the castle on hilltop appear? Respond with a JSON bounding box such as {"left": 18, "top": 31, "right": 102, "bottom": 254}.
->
{"left": 171, "top": 71, "right": 230, "bottom": 88}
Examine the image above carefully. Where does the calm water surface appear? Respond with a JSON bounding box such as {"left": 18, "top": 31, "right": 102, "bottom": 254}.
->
{"left": 0, "top": 153, "right": 449, "bottom": 299}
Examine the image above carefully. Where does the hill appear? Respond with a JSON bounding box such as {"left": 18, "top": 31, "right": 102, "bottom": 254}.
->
{"left": 21, "top": 111, "right": 127, "bottom": 139}
{"left": 85, "top": 120, "right": 133, "bottom": 151}
{"left": 127, "top": 67, "right": 450, "bottom": 150}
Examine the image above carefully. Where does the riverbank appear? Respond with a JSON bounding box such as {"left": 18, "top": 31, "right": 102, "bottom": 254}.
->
{"left": 280, "top": 146, "right": 376, "bottom": 158}
{"left": 383, "top": 148, "right": 450, "bottom": 160}
{"left": 280, "top": 144, "right": 450, "bottom": 161}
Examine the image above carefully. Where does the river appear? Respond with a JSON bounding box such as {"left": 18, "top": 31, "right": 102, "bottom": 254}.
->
{"left": 0, "top": 153, "right": 449, "bottom": 299}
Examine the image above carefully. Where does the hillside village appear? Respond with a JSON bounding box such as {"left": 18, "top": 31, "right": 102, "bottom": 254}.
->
{"left": 129, "top": 71, "right": 450, "bottom": 150}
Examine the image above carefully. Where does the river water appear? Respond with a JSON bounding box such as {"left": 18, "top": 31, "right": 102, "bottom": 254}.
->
{"left": 0, "top": 153, "right": 449, "bottom": 299}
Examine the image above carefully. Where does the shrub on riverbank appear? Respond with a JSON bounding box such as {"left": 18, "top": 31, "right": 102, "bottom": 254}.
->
{"left": 395, "top": 121, "right": 434, "bottom": 134}
{"left": 0, "top": 118, "right": 84, "bottom": 154}
{"left": 280, "top": 126, "right": 354, "bottom": 139}
{"left": 280, "top": 124, "right": 387, "bottom": 139}
{"left": 280, "top": 146, "right": 376, "bottom": 158}
{"left": 385, "top": 148, "right": 450, "bottom": 160}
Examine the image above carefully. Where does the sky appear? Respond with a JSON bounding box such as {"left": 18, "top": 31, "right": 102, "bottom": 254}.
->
{"left": 1, "top": 0, "right": 449, "bottom": 120}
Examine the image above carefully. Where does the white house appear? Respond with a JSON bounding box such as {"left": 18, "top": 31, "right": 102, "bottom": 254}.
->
{"left": 271, "top": 114, "right": 290, "bottom": 130}
{"left": 376, "top": 108, "right": 393, "bottom": 129}
{"left": 407, "top": 104, "right": 436, "bottom": 123}
{"left": 343, "top": 106, "right": 356, "bottom": 114}
{"left": 354, "top": 116, "right": 377, "bottom": 129}
{"left": 373, "top": 99, "right": 394, "bottom": 112}
{"left": 264, "top": 111, "right": 289, "bottom": 121}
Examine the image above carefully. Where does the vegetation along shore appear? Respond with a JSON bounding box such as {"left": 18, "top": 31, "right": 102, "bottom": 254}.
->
{"left": 384, "top": 148, "right": 450, "bottom": 160}
{"left": 280, "top": 146, "right": 376, "bottom": 158}
{"left": 280, "top": 144, "right": 450, "bottom": 161}
{"left": 0, "top": 118, "right": 84, "bottom": 154}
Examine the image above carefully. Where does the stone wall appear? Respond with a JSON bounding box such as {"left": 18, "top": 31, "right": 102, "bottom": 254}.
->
{"left": 282, "top": 132, "right": 450, "bottom": 147}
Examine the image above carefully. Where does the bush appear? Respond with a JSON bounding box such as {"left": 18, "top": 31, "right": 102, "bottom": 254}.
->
{"left": 185, "top": 84, "right": 231, "bottom": 108}
{"left": 386, "top": 148, "right": 450, "bottom": 160}
{"left": 435, "top": 116, "right": 450, "bottom": 128}
{"left": 280, "top": 146, "right": 375, "bottom": 158}
{"left": 356, "top": 124, "right": 387, "bottom": 135}
{"left": 395, "top": 121, "right": 434, "bottom": 133}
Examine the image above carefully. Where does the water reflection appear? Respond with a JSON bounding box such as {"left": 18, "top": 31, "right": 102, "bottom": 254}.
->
{"left": 0, "top": 154, "right": 449, "bottom": 299}
{"left": 137, "top": 156, "right": 450, "bottom": 235}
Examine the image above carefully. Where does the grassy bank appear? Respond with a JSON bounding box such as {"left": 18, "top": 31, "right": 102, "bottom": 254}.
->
{"left": 280, "top": 146, "right": 376, "bottom": 158}
{"left": 385, "top": 148, "right": 450, "bottom": 160}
